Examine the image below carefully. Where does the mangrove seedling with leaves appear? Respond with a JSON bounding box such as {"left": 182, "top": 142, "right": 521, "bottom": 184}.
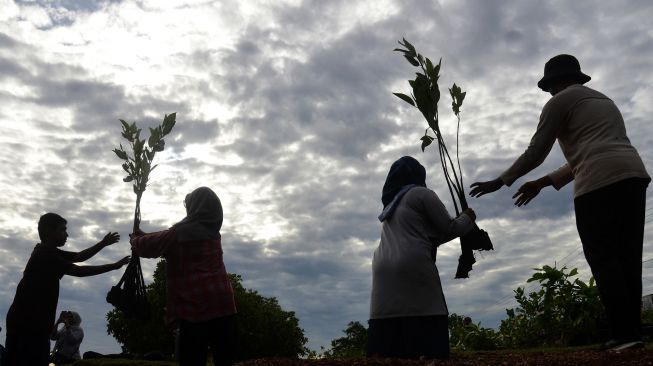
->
{"left": 113, "top": 113, "right": 176, "bottom": 232}
{"left": 108, "top": 113, "right": 176, "bottom": 320}
{"left": 393, "top": 39, "right": 492, "bottom": 278}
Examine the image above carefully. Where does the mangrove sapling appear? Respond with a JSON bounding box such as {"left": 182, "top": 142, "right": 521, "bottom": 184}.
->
{"left": 393, "top": 39, "right": 492, "bottom": 278}
{"left": 107, "top": 113, "right": 177, "bottom": 319}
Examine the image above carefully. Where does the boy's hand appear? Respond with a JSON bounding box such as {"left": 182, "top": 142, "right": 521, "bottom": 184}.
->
{"left": 115, "top": 256, "right": 131, "bottom": 268}
{"left": 100, "top": 232, "right": 120, "bottom": 247}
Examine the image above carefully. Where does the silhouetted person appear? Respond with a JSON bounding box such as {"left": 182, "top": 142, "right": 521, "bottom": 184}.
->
{"left": 470, "top": 54, "right": 650, "bottom": 351}
{"left": 4, "top": 213, "right": 130, "bottom": 366}
{"left": 130, "top": 187, "right": 237, "bottom": 366}
{"left": 368, "top": 157, "right": 476, "bottom": 359}
{"left": 50, "top": 311, "right": 83, "bottom": 364}
{"left": 0, "top": 326, "right": 6, "bottom": 366}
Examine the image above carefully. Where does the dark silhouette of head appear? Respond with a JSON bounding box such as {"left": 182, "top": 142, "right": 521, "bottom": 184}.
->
{"left": 38, "top": 213, "right": 67, "bottom": 243}
{"left": 538, "top": 54, "right": 591, "bottom": 94}
{"left": 381, "top": 156, "right": 427, "bottom": 208}
{"left": 175, "top": 187, "right": 223, "bottom": 242}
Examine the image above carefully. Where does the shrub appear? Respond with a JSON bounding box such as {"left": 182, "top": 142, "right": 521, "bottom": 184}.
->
{"left": 322, "top": 321, "right": 368, "bottom": 358}
{"left": 499, "top": 265, "right": 606, "bottom": 348}
{"left": 449, "top": 313, "right": 502, "bottom": 351}
{"left": 107, "top": 260, "right": 308, "bottom": 360}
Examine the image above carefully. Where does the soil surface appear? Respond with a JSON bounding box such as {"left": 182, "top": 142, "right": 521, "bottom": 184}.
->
{"left": 237, "top": 348, "right": 653, "bottom": 366}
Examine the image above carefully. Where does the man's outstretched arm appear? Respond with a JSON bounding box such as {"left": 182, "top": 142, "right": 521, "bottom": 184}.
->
{"left": 73, "top": 232, "right": 120, "bottom": 262}
{"left": 469, "top": 178, "right": 505, "bottom": 198}
{"left": 66, "top": 256, "right": 130, "bottom": 277}
{"left": 512, "top": 176, "right": 553, "bottom": 206}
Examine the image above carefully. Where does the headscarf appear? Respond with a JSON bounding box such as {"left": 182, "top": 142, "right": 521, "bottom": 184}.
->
{"left": 378, "top": 156, "right": 427, "bottom": 221}
{"left": 173, "top": 187, "right": 223, "bottom": 242}
{"left": 69, "top": 311, "right": 82, "bottom": 326}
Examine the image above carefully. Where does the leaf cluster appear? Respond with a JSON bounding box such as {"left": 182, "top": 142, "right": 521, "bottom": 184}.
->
{"left": 393, "top": 38, "right": 465, "bottom": 152}
{"left": 112, "top": 113, "right": 176, "bottom": 195}
{"left": 449, "top": 313, "right": 503, "bottom": 351}
{"left": 327, "top": 266, "right": 612, "bottom": 353}
{"left": 230, "top": 273, "right": 309, "bottom": 360}
{"left": 499, "top": 265, "right": 606, "bottom": 347}
{"left": 106, "top": 261, "right": 309, "bottom": 361}
{"left": 321, "top": 321, "right": 368, "bottom": 358}
{"left": 392, "top": 38, "right": 470, "bottom": 226}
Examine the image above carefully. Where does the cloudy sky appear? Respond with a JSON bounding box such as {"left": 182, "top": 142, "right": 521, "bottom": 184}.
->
{"left": 1, "top": 0, "right": 653, "bottom": 355}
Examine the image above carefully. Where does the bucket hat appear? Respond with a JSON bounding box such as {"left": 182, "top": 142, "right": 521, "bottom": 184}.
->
{"left": 537, "top": 54, "right": 591, "bottom": 91}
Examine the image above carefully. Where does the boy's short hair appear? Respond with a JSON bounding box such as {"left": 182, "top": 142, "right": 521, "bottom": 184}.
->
{"left": 38, "top": 213, "right": 67, "bottom": 241}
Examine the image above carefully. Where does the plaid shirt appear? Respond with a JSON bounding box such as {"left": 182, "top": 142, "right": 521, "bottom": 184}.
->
{"left": 131, "top": 228, "right": 236, "bottom": 325}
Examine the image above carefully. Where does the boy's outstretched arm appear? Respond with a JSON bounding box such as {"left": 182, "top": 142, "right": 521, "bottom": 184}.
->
{"left": 73, "top": 232, "right": 120, "bottom": 262}
{"left": 66, "top": 256, "right": 130, "bottom": 277}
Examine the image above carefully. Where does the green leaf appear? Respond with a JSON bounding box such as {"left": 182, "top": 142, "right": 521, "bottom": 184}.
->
{"left": 123, "top": 176, "right": 134, "bottom": 182}
{"left": 134, "top": 139, "right": 144, "bottom": 157}
{"left": 142, "top": 162, "right": 151, "bottom": 176}
{"left": 154, "top": 140, "right": 165, "bottom": 152}
{"left": 393, "top": 92, "right": 415, "bottom": 106}
{"left": 420, "top": 135, "right": 435, "bottom": 152}
{"left": 120, "top": 119, "right": 132, "bottom": 137}
{"left": 403, "top": 54, "right": 420, "bottom": 67}
{"left": 402, "top": 38, "right": 416, "bottom": 56}
{"left": 148, "top": 127, "right": 160, "bottom": 148}
{"left": 449, "top": 83, "right": 466, "bottom": 115}
{"left": 432, "top": 84, "right": 441, "bottom": 104}
{"left": 162, "top": 113, "right": 176, "bottom": 135}
{"left": 426, "top": 58, "right": 437, "bottom": 80}
{"left": 120, "top": 120, "right": 135, "bottom": 141}
{"left": 113, "top": 148, "right": 128, "bottom": 160}
{"left": 122, "top": 163, "right": 130, "bottom": 173}
{"left": 412, "top": 74, "right": 436, "bottom": 121}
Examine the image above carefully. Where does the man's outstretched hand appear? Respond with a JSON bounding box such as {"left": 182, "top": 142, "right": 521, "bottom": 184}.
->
{"left": 513, "top": 180, "right": 543, "bottom": 206}
{"left": 470, "top": 178, "right": 504, "bottom": 198}
{"left": 100, "top": 232, "right": 120, "bottom": 247}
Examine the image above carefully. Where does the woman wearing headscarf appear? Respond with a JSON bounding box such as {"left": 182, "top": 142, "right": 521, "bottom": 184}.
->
{"left": 130, "top": 187, "right": 237, "bottom": 366}
{"left": 368, "top": 156, "right": 476, "bottom": 359}
{"left": 49, "top": 310, "right": 83, "bottom": 364}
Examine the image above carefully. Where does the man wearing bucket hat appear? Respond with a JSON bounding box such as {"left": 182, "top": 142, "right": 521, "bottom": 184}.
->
{"left": 469, "top": 54, "right": 650, "bottom": 351}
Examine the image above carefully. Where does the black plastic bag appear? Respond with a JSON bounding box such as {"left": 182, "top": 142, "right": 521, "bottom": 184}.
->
{"left": 106, "top": 255, "right": 149, "bottom": 320}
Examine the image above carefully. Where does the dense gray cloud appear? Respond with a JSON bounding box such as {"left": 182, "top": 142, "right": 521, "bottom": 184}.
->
{"left": 1, "top": 0, "right": 653, "bottom": 356}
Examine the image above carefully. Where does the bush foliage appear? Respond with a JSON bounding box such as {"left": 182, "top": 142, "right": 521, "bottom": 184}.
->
{"left": 107, "top": 260, "right": 308, "bottom": 360}
{"left": 323, "top": 265, "right": 609, "bottom": 356}
{"left": 499, "top": 265, "right": 606, "bottom": 348}
{"left": 321, "top": 321, "right": 368, "bottom": 358}
{"left": 449, "top": 314, "right": 501, "bottom": 351}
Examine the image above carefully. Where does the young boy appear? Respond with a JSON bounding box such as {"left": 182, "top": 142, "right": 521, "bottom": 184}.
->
{"left": 4, "top": 213, "right": 130, "bottom": 366}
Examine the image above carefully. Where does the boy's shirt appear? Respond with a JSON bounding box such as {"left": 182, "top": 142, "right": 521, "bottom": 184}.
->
{"left": 6, "top": 244, "right": 75, "bottom": 335}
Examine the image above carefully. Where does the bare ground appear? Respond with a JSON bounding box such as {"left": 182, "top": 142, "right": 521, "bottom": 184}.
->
{"left": 237, "top": 348, "right": 653, "bottom": 366}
